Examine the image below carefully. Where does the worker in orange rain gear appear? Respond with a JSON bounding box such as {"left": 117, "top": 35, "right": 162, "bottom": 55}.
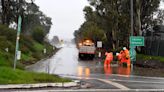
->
{"left": 104, "top": 52, "right": 113, "bottom": 66}
{"left": 116, "top": 50, "right": 123, "bottom": 65}
{"left": 122, "top": 47, "right": 131, "bottom": 67}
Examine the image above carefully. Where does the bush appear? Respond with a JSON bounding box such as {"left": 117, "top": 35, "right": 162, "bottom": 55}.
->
{"left": 0, "top": 25, "right": 16, "bottom": 42}
{"left": 137, "top": 54, "right": 164, "bottom": 62}
{"left": 20, "top": 35, "right": 35, "bottom": 53}
{"left": 32, "top": 26, "right": 46, "bottom": 43}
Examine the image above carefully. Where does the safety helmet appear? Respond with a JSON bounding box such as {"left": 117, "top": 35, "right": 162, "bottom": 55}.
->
{"left": 123, "top": 47, "right": 126, "bottom": 50}
{"left": 116, "top": 53, "right": 119, "bottom": 56}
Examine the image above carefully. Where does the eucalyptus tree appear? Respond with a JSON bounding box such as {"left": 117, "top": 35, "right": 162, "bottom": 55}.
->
{"left": 0, "top": 0, "right": 52, "bottom": 37}
{"left": 86, "top": 0, "right": 162, "bottom": 49}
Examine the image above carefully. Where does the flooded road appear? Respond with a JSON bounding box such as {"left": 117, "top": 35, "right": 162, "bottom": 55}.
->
{"left": 26, "top": 42, "right": 164, "bottom": 78}
{"left": 26, "top": 42, "right": 130, "bottom": 77}
{"left": 26, "top": 41, "right": 164, "bottom": 90}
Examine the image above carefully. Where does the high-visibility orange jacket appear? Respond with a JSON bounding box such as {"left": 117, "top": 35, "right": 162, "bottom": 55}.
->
{"left": 104, "top": 52, "right": 113, "bottom": 65}
{"left": 124, "top": 49, "right": 130, "bottom": 59}
{"left": 105, "top": 52, "right": 113, "bottom": 61}
{"left": 122, "top": 49, "right": 131, "bottom": 66}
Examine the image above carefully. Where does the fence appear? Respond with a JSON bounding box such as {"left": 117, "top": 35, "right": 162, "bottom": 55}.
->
{"left": 143, "top": 35, "right": 164, "bottom": 56}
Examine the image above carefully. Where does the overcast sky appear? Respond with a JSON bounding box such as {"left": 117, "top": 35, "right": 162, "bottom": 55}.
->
{"left": 35, "top": 0, "right": 164, "bottom": 40}
{"left": 35, "top": 0, "right": 89, "bottom": 40}
{"left": 160, "top": 1, "right": 164, "bottom": 9}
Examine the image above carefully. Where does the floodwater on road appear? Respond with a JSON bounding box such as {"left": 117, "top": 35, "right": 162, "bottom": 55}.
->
{"left": 26, "top": 42, "right": 164, "bottom": 78}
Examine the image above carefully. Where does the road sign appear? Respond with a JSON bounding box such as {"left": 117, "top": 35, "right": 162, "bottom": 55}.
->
{"left": 17, "top": 51, "right": 21, "bottom": 60}
{"left": 43, "top": 48, "right": 47, "bottom": 54}
{"left": 5, "top": 48, "right": 9, "bottom": 52}
{"left": 130, "top": 36, "right": 144, "bottom": 46}
{"left": 97, "top": 41, "right": 102, "bottom": 48}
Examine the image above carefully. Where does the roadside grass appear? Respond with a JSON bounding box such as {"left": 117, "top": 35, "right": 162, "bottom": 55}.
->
{"left": 34, "top": 42, "right": 44, "bottom": 52}
{"left": 0, "top": 67, "right": 71, "bottom": 84}
{"left": 137, "top": 54, "right": 164, "bottom": 62}
{"left": 0, "top": 51, "right": 12, "bottom": 67}
{"left": 21, "top": 53, "right": 33, "bottom": 62}
{"left": 0, "top": 24, "right": 71, "bottom": 84}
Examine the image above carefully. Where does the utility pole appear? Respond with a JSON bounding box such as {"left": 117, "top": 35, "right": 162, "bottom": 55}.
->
{"left": 14, "top": 0, "right": 22, "bottom": 70}
{"left": 14, "top": 15, "right": 22, "bottom": 70}
{"left": 130, "top": 0, "right": 133, "bottom": 36}
{"left": 130, "top": 0, "right": 135, "bottom": 67}
{"left": 13, "top": 0, "right": 35, "bottom": 70}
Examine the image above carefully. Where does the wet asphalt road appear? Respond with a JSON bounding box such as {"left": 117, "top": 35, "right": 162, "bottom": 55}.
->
{"left": 26, "top": 41, "right": 164, "bottom": 91}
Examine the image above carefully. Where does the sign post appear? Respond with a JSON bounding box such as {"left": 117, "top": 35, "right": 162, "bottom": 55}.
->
{"left": 97, "top": 41, "right": 102, "bottom": 65}
{"left": 97, "top": 41, "right": 102, "bottom": 58}
{"left": 14, "top": 15, "right": 22, "bottom": 70}
{"left": 130, "top": 36, "right": 144, "bottom": 64}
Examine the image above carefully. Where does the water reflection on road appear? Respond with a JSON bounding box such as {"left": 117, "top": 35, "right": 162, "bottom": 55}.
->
{"left": 77, "top": 60, "right": 131, "bottom": 78}
{"left": 26, "top": 42, "right": 164, "bottom": 78}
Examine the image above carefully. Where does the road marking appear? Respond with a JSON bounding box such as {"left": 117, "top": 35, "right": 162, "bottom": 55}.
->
{"left": 85, "top": 73, "right": 164, "bottom": 80}
{"left": 14, "top": 89, "right": 164, "bottom": 92}
{"left": 62, "top": 76, "right": 130, "bottom": 90}
{"left": 127, "top": 75, "right": 164, "bottom": 80}
{"left": 96, "top": 78, "right": 130, "bottom": 90}
{"left": 110, "top": 79, "right": 164, "bottom": 84}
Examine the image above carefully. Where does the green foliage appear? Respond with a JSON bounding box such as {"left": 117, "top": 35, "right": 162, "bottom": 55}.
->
{"left": 0, "top": 1, "right": 52, "bottom": 35}
{"left": 75, "top": 0, "right": 162, "bottom": 50}
{"left": 0, "top": 24, "right": 55, "bottom": 68}
{"left": 0, "top": 52, "right": 10, "bottom": 66}
{"left": 0, "top": 67, "right": 71, "bottom": 84}
{"left": 0, "top": 25, "right": 16, "bottom": 41}
{"left": 137, "top": 54, "right": 164, "bottom": 62}
{"left": 34, "top": 42, "right": 44, "bottom": 51}
{"left": 43, "top": 42, "right": 54, "bottom": 55}
{"left": 32, "top": 26, "right": 45, "bottom": 43}
{"left": 80, "top": 22, "right": 106, "bottom": 42}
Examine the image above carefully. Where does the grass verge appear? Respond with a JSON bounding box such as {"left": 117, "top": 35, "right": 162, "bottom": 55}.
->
{"left": 137, "top": 54, "right": 164, "bottom": 62}
{"left": 0, "top": 67, "right": 71, "bottom": 84}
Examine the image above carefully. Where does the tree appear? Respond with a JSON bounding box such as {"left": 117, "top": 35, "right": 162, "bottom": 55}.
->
{"left": 0, "top": 0, "right": 52, "bottom": 37}
{"left": 32, "top": 26, "right": 45, "bottom": 43}
{"left": 133, "top": 0, "right": 160, "bottom": 35}
{"left": 75, "top": 0, "right": 163, "bottom": 50}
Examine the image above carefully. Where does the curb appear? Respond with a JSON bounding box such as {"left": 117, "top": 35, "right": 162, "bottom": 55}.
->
{"left": 0, "top": 82, "right": 79, "bottom": 89}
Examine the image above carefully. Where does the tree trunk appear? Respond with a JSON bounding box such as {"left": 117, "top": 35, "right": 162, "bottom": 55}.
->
{"left": 136, "top": 0, "right": 142, "bottom": 36}
{"left": 1, "top": 0, "right": 10, "bottom": 25}
{"left": 1, "top": 0, "right": 5, "bottom": 24}
{"left": 112, "top": 29, "right": 117, "bottom": 50}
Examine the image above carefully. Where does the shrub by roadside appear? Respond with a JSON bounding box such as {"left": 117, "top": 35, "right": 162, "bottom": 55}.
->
{"left": 135, "top": 54, "right": 164, "bottom": 69}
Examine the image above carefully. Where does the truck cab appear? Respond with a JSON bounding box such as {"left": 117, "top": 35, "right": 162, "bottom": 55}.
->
{"left": 78, "top": 40, "right": 96, "bottom": 60}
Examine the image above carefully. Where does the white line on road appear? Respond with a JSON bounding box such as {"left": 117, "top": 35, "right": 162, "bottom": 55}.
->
{"left": 12, "top": 89, "right": 164, "bottom": 92}
{"left": 62, "top": 76, "right": 130, "bottom": 90}
{"left": 97, "top": 78, "right": 130, "bottom": 90}
{"left": 110, "top": 79, "right": 164, "bottom": 84}
{"left": 112, "top": 74, "right": 164, "bottom": 80}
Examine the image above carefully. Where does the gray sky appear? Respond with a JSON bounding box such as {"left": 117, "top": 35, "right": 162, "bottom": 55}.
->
{"left": 35, "top": 0, "right": 164, "bottom": 40}
{"left": 35, "top": 0, "right": 89, "bottom": 40}
{"left": 160, "top": 1, "right": 164, "bottom": 9}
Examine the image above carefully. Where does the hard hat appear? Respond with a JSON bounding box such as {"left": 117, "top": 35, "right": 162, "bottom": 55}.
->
{"left": 116, "top": 53, "right": 119, "bottom": 56}
{"left": 123, "top": 47, "right": 126, "bottom": 50}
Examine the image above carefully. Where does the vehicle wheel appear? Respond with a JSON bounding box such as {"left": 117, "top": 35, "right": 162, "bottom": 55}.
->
{"left": 78, "top": 53, "right": 83, "bottom": 59}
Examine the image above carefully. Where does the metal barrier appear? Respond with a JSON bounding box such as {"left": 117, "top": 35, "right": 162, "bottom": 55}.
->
{"left": 143, "top": 36, "right": 164, "bottom": 56}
